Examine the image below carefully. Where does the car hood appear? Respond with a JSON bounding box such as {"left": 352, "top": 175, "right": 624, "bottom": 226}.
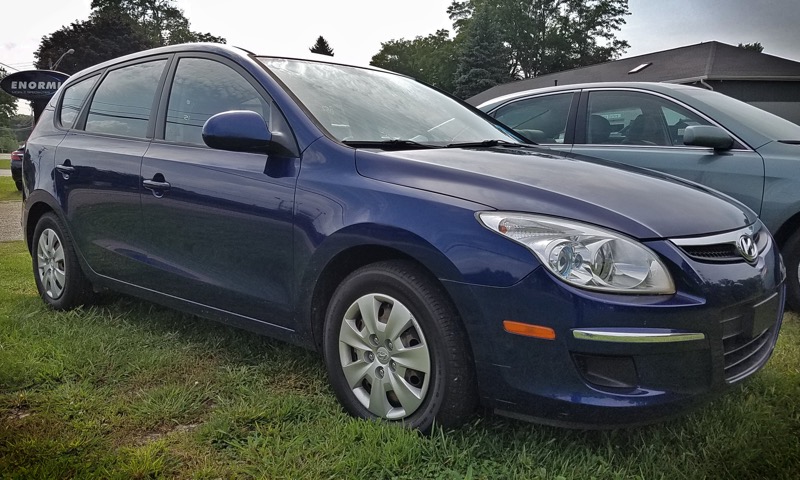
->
{"left": 355, "top": 146, "right": 754, "bottom": 239}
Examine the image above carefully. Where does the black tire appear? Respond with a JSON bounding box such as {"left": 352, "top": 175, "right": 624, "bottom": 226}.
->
{"left": 783, "top": 229, "right": 800, "bottom": 312}
{"left": 32, "top": 212, "right": 93, "bottom": 310}
{"left": 322, "top": 260, "right": 476, "bottom": 431}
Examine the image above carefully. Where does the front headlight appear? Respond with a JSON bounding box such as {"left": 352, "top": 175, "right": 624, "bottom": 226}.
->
{"left": 478, "top": 212, "right": 675, "bottom": 294}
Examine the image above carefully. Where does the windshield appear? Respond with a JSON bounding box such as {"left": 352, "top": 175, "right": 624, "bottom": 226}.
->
{"left": 259, "top": 57, "right": 520, "bottom": 146}
{"left": 681, "top": 88, "right": 800, "bottom": 141}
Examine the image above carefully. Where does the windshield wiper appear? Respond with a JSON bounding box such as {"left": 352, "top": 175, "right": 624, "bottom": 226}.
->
{"left": 342, "top": 139, "right": 440, "bottom": 150}
{"left": 445, "top": 139, "right": 520, "bottom": 148}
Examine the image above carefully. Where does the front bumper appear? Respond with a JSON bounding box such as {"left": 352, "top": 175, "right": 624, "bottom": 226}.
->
{"left": 444, "top": 234, "right": 786, "bottom": 427}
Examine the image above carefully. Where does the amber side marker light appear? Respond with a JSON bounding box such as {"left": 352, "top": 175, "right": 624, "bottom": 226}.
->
{"left": 503, "top": 321, "right": 556, "bottom": 340}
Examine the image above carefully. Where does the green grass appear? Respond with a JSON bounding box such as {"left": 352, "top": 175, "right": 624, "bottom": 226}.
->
{"left": 1, "top": 240, "right": 798, "bottom": 479}
{"left": 0, "top": 159, "right": 10, "bottom": 169}
{"left": 0, "top": 176, "right": 21, "bottom": 202}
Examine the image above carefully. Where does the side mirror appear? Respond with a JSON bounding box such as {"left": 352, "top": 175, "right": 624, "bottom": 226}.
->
{"left": 202, "top": 110, "right": 272, "bottom": 153}
{"left": 683, "top": 125, "right": 733, "bottom": 151}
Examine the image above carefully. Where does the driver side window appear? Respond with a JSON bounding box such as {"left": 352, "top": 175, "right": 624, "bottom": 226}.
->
{"left": 165, "top": 58, "right": 270, "bottom": 145}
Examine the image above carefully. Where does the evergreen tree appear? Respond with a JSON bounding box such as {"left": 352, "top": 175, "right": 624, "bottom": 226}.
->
{"left": 453, "top": 8, "right": 511, "bottom": 99}
{"left": 738, "top": 42, "right": 764, "bottom": 53}
{"left": 310, "top": 36, "right": 335, "bottom": 57}
{"left": 448, "top": 0, "right": 630, "bottom": 78}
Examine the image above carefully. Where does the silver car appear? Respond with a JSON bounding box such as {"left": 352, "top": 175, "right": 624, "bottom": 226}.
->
{"left": 473, "top": 82, "right": 800, "bottom": 311}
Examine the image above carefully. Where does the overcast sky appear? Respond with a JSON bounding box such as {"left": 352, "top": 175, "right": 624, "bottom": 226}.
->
{"left": 3, "top": 0, "right": 799, "bottom": 112}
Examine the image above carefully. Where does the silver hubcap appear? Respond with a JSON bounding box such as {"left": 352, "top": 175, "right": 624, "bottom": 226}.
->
{"left": 337, "top": 293, "right": 431, "bottom": 420}
{"left": 37, "top": 228, "right": 66, "bottom": 299}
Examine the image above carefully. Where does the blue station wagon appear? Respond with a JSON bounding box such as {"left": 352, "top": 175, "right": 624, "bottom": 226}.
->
{"left": 22, "top": 44, "right": 785, "bottom": 430}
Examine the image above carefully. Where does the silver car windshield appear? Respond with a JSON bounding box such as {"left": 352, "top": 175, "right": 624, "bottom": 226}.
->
{"left": 259, "top": 57, "right": 519, "bottom": 146}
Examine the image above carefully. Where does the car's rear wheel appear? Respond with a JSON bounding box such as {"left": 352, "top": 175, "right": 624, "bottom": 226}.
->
{"left": 783, "top": 229, "right": 800, "bottom": 311}
{"left": 323, "top": 260, "right": 476, "bottom": 431}
{"left": 32, "top": 213, "right": 93, "bottom": 310}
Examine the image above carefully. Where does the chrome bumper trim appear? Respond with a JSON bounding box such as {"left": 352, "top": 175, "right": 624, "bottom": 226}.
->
{"left": 572, "top": 329, "right": 706, "bottom": 343}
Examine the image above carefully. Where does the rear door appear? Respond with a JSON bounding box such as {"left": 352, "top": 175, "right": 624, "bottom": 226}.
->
{"left": 139, "top": 54, "right": 300, "bottom": 328}
{"left": 54, "top": 57, "right": 169, "bottom": 281}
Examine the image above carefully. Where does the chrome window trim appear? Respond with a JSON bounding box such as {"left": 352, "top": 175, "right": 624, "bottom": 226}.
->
{"left": 572, "top": 329, "right": 706, "bottom": 343}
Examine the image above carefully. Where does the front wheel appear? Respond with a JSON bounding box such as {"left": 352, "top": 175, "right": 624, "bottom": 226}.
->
{"left": 323, "top": 261, "right": 476, "bottom": 431}
{"left": 783, "top": 229, "right": 800, "bottom": 311}
{"left": 32, "top": 213, "right": 93, "bottom": 310}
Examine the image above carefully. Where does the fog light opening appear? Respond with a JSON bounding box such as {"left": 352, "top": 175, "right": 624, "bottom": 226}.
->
{"left": 573, "top": 353, "right": 638, "bottom": 390}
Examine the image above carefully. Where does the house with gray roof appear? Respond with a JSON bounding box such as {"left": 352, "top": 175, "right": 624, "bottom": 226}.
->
{"left": 468, "top": 41, "right": 800, "bottom": 125}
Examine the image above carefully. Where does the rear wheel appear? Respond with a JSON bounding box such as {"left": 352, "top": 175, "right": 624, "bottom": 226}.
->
{"left": 783, "top": 229, "right": 800, "bottom": 311}
{"left": 323, "top": 260, "right": 476, "bottom": 431}
{"left": 32, "top": 213, "right": 93, "bottom": 310}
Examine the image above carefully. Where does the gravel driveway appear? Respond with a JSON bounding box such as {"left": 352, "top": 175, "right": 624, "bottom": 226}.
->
{"left": 1, "top": 200, "right": 24, "bottom": 243}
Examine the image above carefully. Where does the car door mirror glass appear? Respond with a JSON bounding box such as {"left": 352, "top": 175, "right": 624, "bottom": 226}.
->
{"left": 683, "top": 125, "right": 733, "bottom": 150}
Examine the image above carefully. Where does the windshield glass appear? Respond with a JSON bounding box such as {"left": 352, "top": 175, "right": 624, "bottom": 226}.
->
{"left": 259, "top": 57, "right": 519, "bottom": 146}
{"left": 681, "top": 88, "right": 800, "bottom": 141}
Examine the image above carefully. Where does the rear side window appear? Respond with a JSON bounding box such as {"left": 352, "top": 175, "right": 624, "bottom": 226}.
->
{"left": 59, "top": 76, "right": 98, "bottom": 128}
{"left": 165, "top": 58, "right": 268, "bottom": 145}
{"left": 85, "top": 60, "right": 167, "bottom": 138}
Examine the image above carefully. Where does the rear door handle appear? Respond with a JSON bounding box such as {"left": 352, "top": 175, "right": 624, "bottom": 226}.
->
{"left": 56, "top": 161, "right": 75, "bottom": 180}
{"left": 143, "top": 178, "right": 171, "bottom": 198}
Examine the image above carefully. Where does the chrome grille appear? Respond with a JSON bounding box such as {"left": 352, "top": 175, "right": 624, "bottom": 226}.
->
{"left": 671, "top": 224, "right": 769, "bottom": 264}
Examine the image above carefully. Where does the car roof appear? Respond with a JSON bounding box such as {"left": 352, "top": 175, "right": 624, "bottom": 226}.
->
{"left": 472, "top": 81, "right": 702, "bottom": 110}
{"left": 67, "top": 43, "right": 395, "bottom": 83}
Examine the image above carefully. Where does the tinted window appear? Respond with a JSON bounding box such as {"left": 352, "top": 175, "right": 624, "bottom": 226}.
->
{"left": 59, "top": 76, "right": 98, "bottom": 128}
{"left": 166, "top": 58, "right": 268, "bottom": 145}
{"left": 586, "top": 91, "right": 710, "bottom": 146}
{"left": 493, "top": 93, "right": 573, "bottom": 144}
{"left": 85, "top": 60, "right": 167, "bottom": 138}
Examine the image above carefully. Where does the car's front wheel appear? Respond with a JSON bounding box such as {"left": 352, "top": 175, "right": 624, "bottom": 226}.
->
{"left": 783, "top": 229, "right": 800, "bottom": 311}
{"left": 32, "top": 213, "right": 93, "bottom": 310}
{"left": 323, "top": 260, "right": 476, "bottom": 431}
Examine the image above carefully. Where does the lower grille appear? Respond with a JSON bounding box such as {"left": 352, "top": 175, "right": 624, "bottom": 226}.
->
{"left": 720, "top": 290, "right": 782, "bottom": 383}
{"left": 722, "top": 325, "right": 775, "bottom": 382}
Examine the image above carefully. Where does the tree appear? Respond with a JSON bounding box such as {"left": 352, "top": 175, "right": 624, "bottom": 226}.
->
{"left": 738, "top": 42, "right": 764, "bottom": 53}
{"left": 453, "top": 8, "right": 512, "bottom": 98}
{"left": 90, "top": 0, "right": 225, "bottom": 45}
{"left": 34, "top": 10, "right": 157, "bottom": 75}
{"left": 371, "top": 30, "right": 461, "bottom": 93}
{"left": 309, "top": 36, "right": 335, "bottom": 56}
{"left": 1, "top": 68, "right": 22, "bottom": 151}
{"left": 448, "top": 0, "right": 630, "bottom": 78}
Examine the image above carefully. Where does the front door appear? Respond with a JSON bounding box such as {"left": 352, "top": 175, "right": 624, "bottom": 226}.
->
{"left": 138, "top": 56, "right": 299, "bottom": 328}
